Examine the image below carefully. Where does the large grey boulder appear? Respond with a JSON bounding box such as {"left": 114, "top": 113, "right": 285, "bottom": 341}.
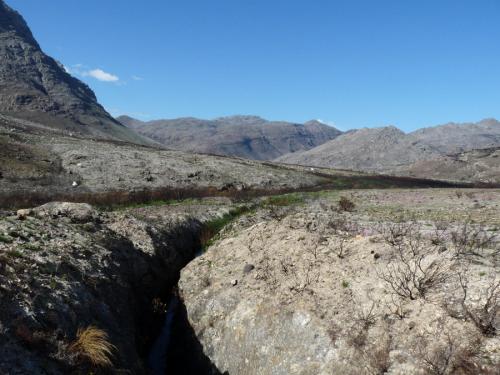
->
{"left": 33, "top": 202, "right": 99, "bottom": 223}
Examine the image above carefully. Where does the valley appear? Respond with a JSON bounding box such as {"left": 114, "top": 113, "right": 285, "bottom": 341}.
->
{"left": 0, "top": 0, "right": 499, "bottom": 374}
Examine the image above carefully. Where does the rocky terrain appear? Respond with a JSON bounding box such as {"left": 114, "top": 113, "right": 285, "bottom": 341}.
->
{"left": 0, "top": 0, "right": 149, "bottom": 144}
{"left": 0, "top": 113, "right": 337, "bottom": 209}
{"left": 180, "top": 189, "right": 500, "bottom": 375}
{"left": 1, "top": 2, "right": 499, "bottom": 374}
{"left": 118, "top": 115, "right": 342, "bottom": 160}
{"left": 0, "top": 198, "right": 240, "bottom": 374}
{"left": 394, "top": 147, "right": 500, "bottom": 184}
{"left": 2, "top": 189, "right": 498, "bottom": 374}
{"left": 277, "top": 119, "right": 500, "bottom": 183}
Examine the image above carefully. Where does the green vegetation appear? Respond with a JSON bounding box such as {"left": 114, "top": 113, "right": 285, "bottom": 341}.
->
{"left": 23, "top": 243, "right": 41, "bottom": 251}
{"left": 108, "top": 198, "right": 193, "bottom": 211}
{"left": 342, "top": 280, "right": 350, "bottom": 288}
{"left": 200, "top": 205, "right": 252, "bottom": 251}
{"left": 6, "top": 249, "right": 23, "bottom": 258}
{"left": 0, "top": 234, "right": 14, "bottom": 243}
{"left": 263, "top": 193, "right": 305, "bottom": 207}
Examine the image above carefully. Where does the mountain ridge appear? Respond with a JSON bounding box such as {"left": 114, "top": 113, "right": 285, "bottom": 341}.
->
{"left": 276, "top": 118, "right": 500, "bottom": 182}
{"left": 118, "top": 115, "right": 342, "bottom": 160}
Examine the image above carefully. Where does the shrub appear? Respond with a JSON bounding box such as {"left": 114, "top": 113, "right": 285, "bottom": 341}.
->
{"left": 338, "top": 196, "right": 355, "bottom": 212}
{"left": 69, "top": 326, "right": 115, "bottom": 367}
{"left": 0, "top": 234, "right": 13, "bottom": 244}
{"left": 457, "top": 272, "right": 499, "bottom": 336}
{"left": 414, "top": 327, "right": 484, "bottom": 375}
{"left": 377, "top": 223, "right": 451, "bottom": 300}
{"left": 450, "top": 222, "right": 495, "bottom": 258}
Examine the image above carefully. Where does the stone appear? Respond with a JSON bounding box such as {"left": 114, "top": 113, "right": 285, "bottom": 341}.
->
{"left": 16, "top": 209, "right": 32, "bottom": 220}
{"left": 33, "top": 202, "right": 99, "bottom": 224}
{"left": 243, "top": 264, "right": 255, "bottom": 274}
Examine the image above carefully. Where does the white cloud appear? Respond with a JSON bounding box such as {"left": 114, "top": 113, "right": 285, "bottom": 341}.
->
{"left": 131, "top": 75, "right": 143, "bottom": 81}
{"left": 65, "top": 64, "right": 120, "bottom": 83}
{"left": 85, "top": 69, "right": 119, "bottom": 82}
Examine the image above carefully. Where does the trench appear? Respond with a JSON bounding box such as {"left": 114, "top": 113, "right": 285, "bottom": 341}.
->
{"left": 139, "top": 210, "right": 247, "bottom": 374}
{"left": 146, "top": 263, "right": 222, "bottom": 375}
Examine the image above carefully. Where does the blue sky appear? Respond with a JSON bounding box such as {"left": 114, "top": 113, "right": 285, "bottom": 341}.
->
{"left": 7, "top": 0, "right": 500, "bottom": 131}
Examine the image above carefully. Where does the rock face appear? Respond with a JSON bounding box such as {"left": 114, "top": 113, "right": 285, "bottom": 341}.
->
{"left": 179, "top": 190, "right": 500, "bottom": 375}
{"left": 0, "top": 1, "right": 148, "bottom": 144}
{"left": 276, "top": 119, "right": 500, "bottom": 181}
{"left": 118, "top": 115, "right": 342, "bottom": 160}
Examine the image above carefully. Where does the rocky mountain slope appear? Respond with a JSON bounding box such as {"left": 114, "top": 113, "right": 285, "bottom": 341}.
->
{"left": 277, "top": 119, "right": 500, "bottom": 182}
{"left": 118, "top": 115, "right": 342, "bottom": 160}
{"left": 409, "top": 118, "right": 500, "bottom": 154}
{"left": 0, "top": 1, "right": 148, "bottom": 144}
{"left": 394, "top": 147, "right": 500, "bottom": 184}
{"left": 277, "top": 126, "right": 440, "bottom": 172}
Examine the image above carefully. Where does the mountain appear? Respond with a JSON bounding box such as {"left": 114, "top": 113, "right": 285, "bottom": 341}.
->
{"left": 0, "top": 1, "right": 148, "bottom": 144}
{"left": 276, "top": 126, "right": 440, "bottom": 172}
{"left": 118, "top": 115, "right": 342, "bottom": 160}
{"left": 276, "top": 119, "right": 500, "bottom": 179}
{"left": 394, "top": 147, "right": 500, "bottom": 184}
{"left": 408, "top": 118, "right": 500, "bottom": 154}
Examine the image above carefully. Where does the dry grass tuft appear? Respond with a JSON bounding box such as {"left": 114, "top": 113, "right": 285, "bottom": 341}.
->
{"left": 69, "top": 326, "right": 115, "bottom": 367}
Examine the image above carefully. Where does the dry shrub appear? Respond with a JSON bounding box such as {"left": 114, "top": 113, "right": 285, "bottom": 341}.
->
{"left": 377, "top": 224, "right": 452, "bottom": 300}
{"left": 328, "top": 216, "right": 358, "bottom": 258}
{"left": 69, "top": 326, "right": 115, "bottom": 367}
{"left": 450, "top": 222, "right": 496, "bottom": 258}
{"left": 347, "top": 298, "right": 379, "bottom": 349}
{"left": 338, "top": 196, "right": 356, "bottom": 212}
{"left": 457, "top": 272, "right": 499, "bottom": 336}
{"left": 414, "top": 328, "right": 484, "bottom": 375}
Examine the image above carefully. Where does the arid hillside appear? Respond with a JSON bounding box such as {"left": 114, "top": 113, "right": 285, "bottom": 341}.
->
{"left": 119, "top": 115, "right": 342, "bottom": 160}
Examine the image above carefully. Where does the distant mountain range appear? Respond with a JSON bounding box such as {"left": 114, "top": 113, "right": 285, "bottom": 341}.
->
{"left": 0, "top": 0, "right": 149, "bottom": 144}
{"left": 1, "top": 0, "right": 498, "bottom": 184}
{"left": 276, "top": 118, "right": 500, "bottom": 183}
{"left": 118, "top": 115, "right": 342, "bottom": 160}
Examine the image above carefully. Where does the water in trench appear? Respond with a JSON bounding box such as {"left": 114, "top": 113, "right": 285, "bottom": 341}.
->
{"left": 148, "top": 295, "right": 179, "bottom": 374}
{"left": 147, "top": 250, "right": 222, "bottom": 375}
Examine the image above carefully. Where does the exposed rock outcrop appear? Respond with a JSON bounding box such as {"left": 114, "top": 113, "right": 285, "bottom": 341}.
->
{"left": 180, "top": 191, "right": 500, "bottom": 374}
{"left": 0, "top": 200, "right": 233, "bottom": 373}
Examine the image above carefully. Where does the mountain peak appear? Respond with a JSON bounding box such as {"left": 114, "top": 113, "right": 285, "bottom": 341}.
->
{"left": 0, "top": 0, "right": 39, "bottom": 47}
{"left": 0, "top": 1, "right": 150, "bottom": 144}
{"left": 214, "top": 115, "right": 267, "bottom": 125}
